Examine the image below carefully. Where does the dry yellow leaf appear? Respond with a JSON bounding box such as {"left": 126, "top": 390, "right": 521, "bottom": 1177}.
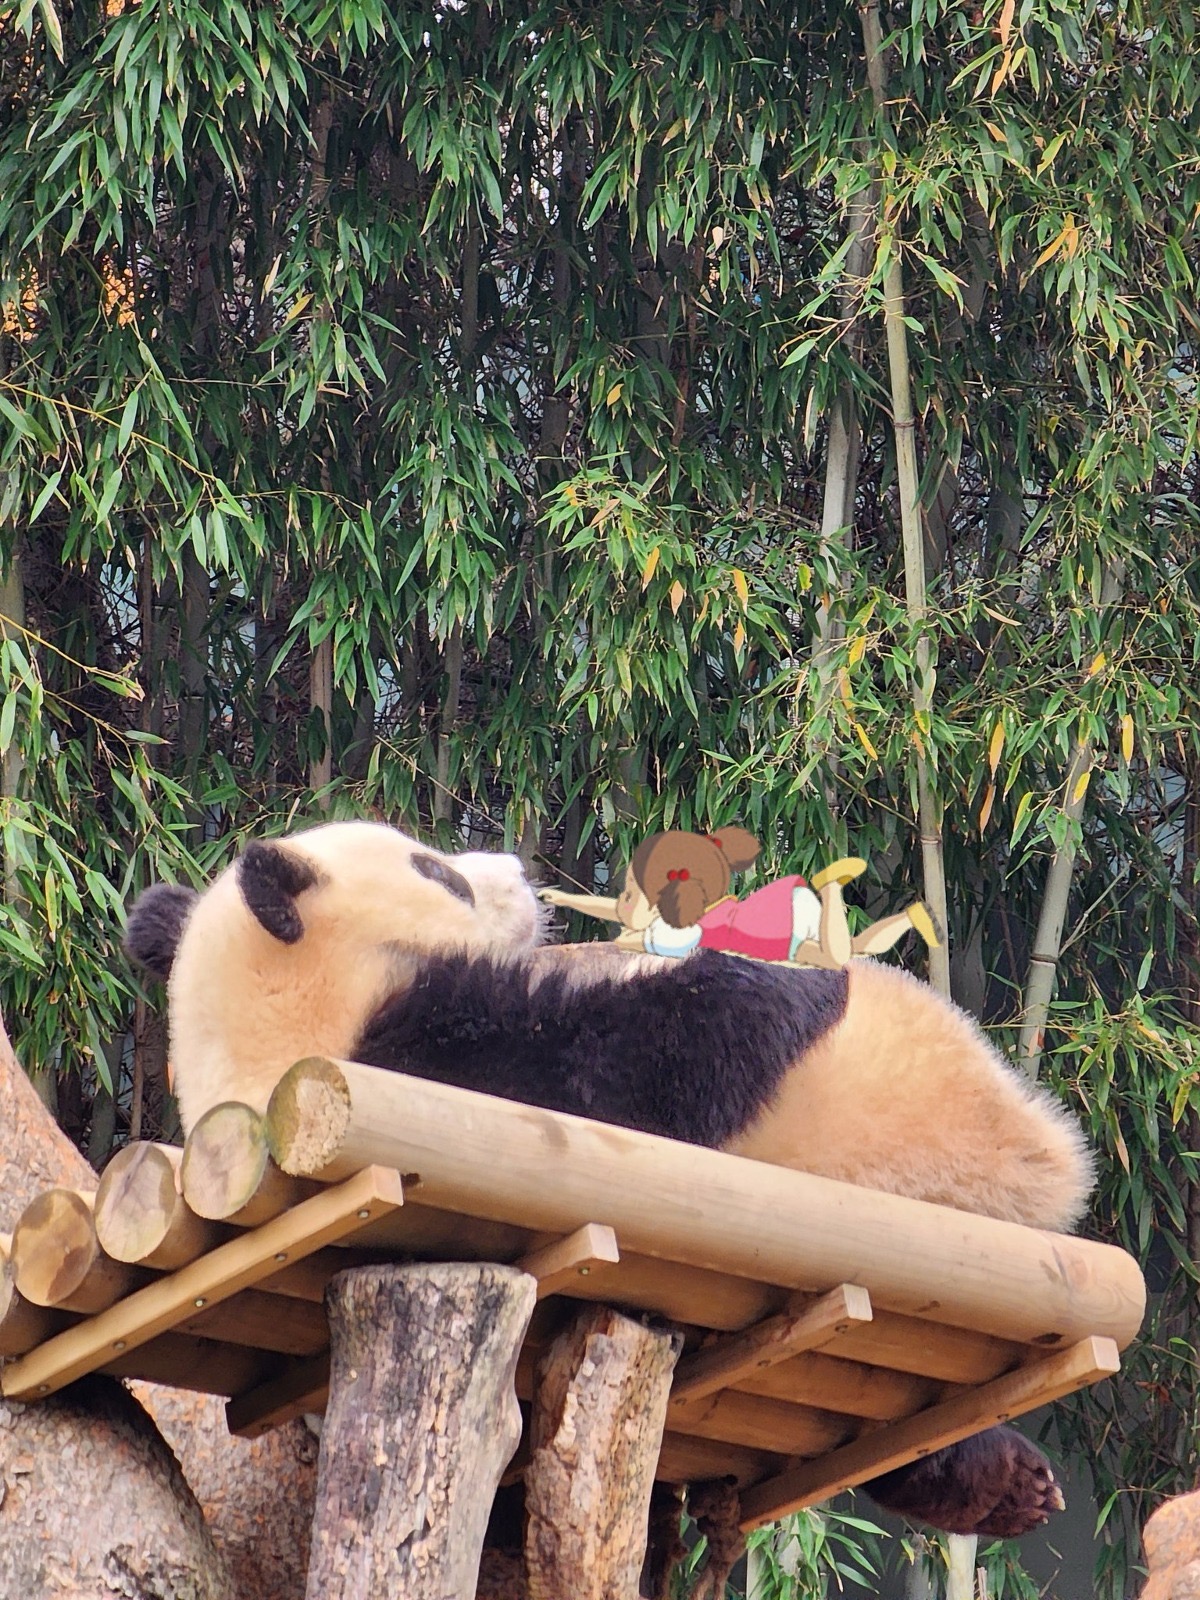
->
{"left": 979, "top": 782, "right": 996, "bottom": 832}
{"left": 640, "top": 546, "right": 660, "bottom": 589}
{"left": 854, "top": 722, "right": 878, "bottom": 760}
{"left": 1121, "top": 713, "right": 1134, "bottom": 763}
{"left": 848, "top": 635, "right": 866, "bottom": 667}
{"left": 606, "top": 381, "right": 623, "bottom": 406}
{"left": 732, "top": 567, "right": 749, "bottom": 610}
{"left": 838, "top": 668, "right": 854, "bottom": 710}
{"left": 1072, "top": 768, "right": 1091, "bottom": 804}
{"left": 1032, "top": 217, "right": 1076, "bottom": 272}
{"left": 990, "top": 46, "right": 1014, "bottom": 95}
{"left": 997, "top": 0, "right": 1015, "bottom": 45}
{"left": 733, "top": 620, "right": 746, "bottom": 654}
{"left": 988, "top": 720, "right": 1005, "bottom": 776}
{"left": 1086, "top": 650, "right": 1106, "bottom": 677}
{"left": 983, "top": 120, "right": 1006, "bottom": 143}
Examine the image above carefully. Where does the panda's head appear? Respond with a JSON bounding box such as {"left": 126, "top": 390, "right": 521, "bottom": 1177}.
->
{"left": 124, "top": 822, "right": 545, "bottom": 1130}
{"left": 125, "top": 821, "right": 544, "bottom": 987}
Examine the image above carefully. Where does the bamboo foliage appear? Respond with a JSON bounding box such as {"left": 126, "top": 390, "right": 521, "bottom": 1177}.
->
{"left": 1, "top": 2, "right": 1200, "bottom": 1592}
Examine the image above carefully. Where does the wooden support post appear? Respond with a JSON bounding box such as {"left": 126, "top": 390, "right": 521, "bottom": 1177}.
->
{"left": 183, "top": 1100, "right": 315, "bottom": 1224}
{"left": 306, "top": 1262, "right": 536, "bottom": 1600}
{"left": 95, "top": 1140, "right": 224, "bottom": 1268}
{"left": 524, "top": 1305, "right": 682, "bottom": 1600}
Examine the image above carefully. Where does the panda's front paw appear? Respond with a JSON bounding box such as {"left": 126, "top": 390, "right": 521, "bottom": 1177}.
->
{"left": 862, "top": 1424, "right": 1063, "bottom": 1538}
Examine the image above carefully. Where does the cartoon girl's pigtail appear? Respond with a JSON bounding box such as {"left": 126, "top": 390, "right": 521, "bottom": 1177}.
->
{"left": 657, "top": 871, "right": 708, "bottom": 928}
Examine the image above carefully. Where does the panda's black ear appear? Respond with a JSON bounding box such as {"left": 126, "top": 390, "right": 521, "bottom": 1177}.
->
{"left": 237, "top": 840, "right": 319, "bottom": 945}
{"left": 123, "top": 883, "right": 200, "bottom": 982}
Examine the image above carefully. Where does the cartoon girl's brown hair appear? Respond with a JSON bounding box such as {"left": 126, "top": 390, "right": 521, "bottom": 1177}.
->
{"left": 630, "top": 826, "right": 761, "bottom": 928}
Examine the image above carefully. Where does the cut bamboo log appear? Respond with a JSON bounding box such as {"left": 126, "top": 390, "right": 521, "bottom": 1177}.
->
{"left": 95, "top": 1141, "right": 224, "bottom": 1269}
{"left": 305, "top": 1263, "right": 536, "bottom": 1600}
{"left": 0, "top": 1233, "right": 72, "bottom": 1356}
{"left": 525, "top": 1305, "right": 682, "bottom": 1600}
{"left": 264, "top": 1057, "right": 1145, "bottom": 1350}
{"left": 516, "top": 1222, "right": 620, "bottom": 1298}
{"left": 182, "top": 1100, "right": 316, "bottom": 1225}
{"left": 670, "top": 1284, "right": 872, "bottom": 1403}
{"left": 738, "top": 1335, "right": 1122, "bottom": 1529}
{"left": 1, "top": 1165, "right": 404, "bottom": 1400}
{"left": 11, "top": 1187, "right": 145, "bottom": 1313}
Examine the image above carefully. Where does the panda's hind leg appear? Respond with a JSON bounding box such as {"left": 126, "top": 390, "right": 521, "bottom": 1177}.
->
{"left": 862, "top": 1426, "right": 1064, "bottom": 1537}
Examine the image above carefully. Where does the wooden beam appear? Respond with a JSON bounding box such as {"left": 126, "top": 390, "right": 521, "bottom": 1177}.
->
{"left": 671, "top": 1285, "right": 872, "bottom": 1404}
{"left": 1, "top": 1165, "right": 403, "bottom": 1400}
{"left": 669, "top": 1390, "right": 853, "bottom": 1457}
{"left": 656, "top": 1431, "right": 782, "bottom": 1489}
{"left": 179, "top": 1287, "right": 329, "bottom": 1356}
{"left": 516, "top": 1222, "right": 620, "bottom": 1299}
{"left": 264, "top": 1057, "right": 1145, "bottom": 1350}
{"left": 733, "top": 1350, "right": 939, "bottom": 1422}
{"left": 11, "top": 1187, "right": 146, "bottom": 1313}
{"left": 102, "top": 1331, "right": 275, "bottom": 1397}
{"left": 227, "top": 1351, "right": 333, "bottom": 1438}
{"left": 95, "top": 1141, "right": 224, "bottom": 1269}
{"left": 824, "top": 1310, "right": 1021, "bottom": 1384}
{"left": 738, "top": 1335, "right": 1122, "bottom": 1529}
{"left": 182, "top": 1101, "right": 315, "bottom": 1225}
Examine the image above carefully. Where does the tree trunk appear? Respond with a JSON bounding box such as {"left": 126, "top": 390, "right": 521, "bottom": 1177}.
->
{"left": 525, "top": 1305, "right": 682, "bottom": 1600}
{"left": 0, "top": 1006, "right": 320, "bottom": 1598}
{"left": 307, "top": 1262, "right": 536, "bottom": 1600}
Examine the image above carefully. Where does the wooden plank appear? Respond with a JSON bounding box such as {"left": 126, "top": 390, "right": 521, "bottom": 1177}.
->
{"left": 1, "top": 1166, "right": 404, "bottom": 1400}
{"left": 738, "top": 1335, "right": 1122, "bottom": 1530}
{"left": 180, "top": 1287, "right": 329, "bottom": 1356}
{"left": 824, "top": 1310, "right": 1021, "bottom": 1384}
{"left": 732, "top": 1350, "right": 940, "bottom": 1422}
{"left": 656, "top": 1430, "right": 783, "bottom": 1488}
{"left": 226, "top": 1351, "right": 333, "bottom": 1437}
{"left": 258, "top": 1246, "right": 377, "bottom": 1303}
{"left": 264, "top": 1058, "right": 1146, "bottom": 1350}
{"left": 516, "top": 1223, "right": 619, "bottom": 1299}
{"left": 668, "top": 1390, "right": 854, "bottom": 1457}
{"left": 671, "top": 1285, "right": 872, "bottom": 1403}
{"left": 558, "top": 1251, "right": 780, "bottom": 1330}
{"left": 102, "top": 1332, "right": 275, "bottom": 1396}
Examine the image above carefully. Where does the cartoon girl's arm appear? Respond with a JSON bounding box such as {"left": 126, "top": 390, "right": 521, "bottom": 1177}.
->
{"left": 538, "top": 889, "right": 623, "bottom": 923}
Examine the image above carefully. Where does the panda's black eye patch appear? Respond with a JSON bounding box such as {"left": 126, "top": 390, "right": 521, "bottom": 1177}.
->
{"left": 411, "top": 852, "right": 475, "bottom": 907}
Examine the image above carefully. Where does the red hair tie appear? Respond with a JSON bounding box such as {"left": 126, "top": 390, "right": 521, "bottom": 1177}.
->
{"left": 667, "top": 868, "right": 690, "bottom": 881}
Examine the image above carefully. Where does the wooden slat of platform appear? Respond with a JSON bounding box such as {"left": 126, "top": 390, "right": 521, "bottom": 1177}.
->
{"left": 738, "top": 1334, "right": 1121, "bottom": 1529}
{"left": 0, "top": 1166, "right": 403, "bottom": 1400}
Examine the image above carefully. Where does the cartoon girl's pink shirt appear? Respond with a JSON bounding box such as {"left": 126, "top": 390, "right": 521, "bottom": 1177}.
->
{"left": 695, "top": 875, "right": 810, "bottom": 961}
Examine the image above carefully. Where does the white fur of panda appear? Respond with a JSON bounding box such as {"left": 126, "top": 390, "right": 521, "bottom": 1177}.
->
{"left": 125, "top": 819, "right": 1091, "bottom": 1232}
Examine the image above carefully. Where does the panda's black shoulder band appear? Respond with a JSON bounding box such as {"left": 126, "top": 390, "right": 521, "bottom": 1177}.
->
{"left": 237, "top": 840, "right": 320, "bottom": 944}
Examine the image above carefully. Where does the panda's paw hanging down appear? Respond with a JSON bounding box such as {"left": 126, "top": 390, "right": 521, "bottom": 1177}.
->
{"left": 862, "top": 1425, "right": 1064, "bottom": 1538}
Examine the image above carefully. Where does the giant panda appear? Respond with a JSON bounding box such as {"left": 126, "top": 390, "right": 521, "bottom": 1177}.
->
{"left": 124, "top": 818, "right": 1092, "bottom": 1540}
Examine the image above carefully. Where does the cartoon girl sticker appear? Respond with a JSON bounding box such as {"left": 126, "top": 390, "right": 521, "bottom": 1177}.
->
{"left": 540, "top": 828, "right": 939, "bottom": 968}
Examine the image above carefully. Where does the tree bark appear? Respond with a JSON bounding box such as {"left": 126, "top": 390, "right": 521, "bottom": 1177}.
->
{"left": 0, "top": 1005, "right": 320, "bottom": 1599}
{"left": 524, "top": 1305, "right": 682, "bottom": 1600}
{"left": 307, "top": 1262, "right": 536, "bottom": 1600}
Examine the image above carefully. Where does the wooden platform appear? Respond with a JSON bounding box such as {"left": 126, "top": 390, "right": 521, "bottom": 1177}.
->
{"left": 0, "top": 1061, "right": 1145, "bottom": 1530}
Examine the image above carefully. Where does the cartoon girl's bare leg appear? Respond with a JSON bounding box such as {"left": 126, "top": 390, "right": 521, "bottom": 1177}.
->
{"left": 788, "top": 868, "right": 858, "bottom": 969}
{"left": 851, "top": 901, "right": 942, "bottom": 955}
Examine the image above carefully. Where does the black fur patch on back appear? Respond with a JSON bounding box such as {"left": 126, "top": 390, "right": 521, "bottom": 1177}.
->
{"left": 354, "top": 949, "right": 849, "bottom": 1148}
{"left": 123, "top": 883, "right": 200, "bottom": 982}
{"left": 237, "top": 840, "right": 319, "bottom": 945}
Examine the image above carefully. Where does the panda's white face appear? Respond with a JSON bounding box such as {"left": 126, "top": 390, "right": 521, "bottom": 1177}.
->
{"left": 161, "top": 821, "right": 542, "bottom": 1132}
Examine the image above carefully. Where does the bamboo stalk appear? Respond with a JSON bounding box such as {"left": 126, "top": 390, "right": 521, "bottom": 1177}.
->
{"left": 861, "top": 0, "right": 950, "bottom": 999}
{"left": 1018, "top": 562, "right": 1125, "bottom": 1077}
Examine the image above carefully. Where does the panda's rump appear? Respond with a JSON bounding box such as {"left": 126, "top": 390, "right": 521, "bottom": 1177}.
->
{"left": 724, "top": 960, "right": 1093, "bottom": 1231}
